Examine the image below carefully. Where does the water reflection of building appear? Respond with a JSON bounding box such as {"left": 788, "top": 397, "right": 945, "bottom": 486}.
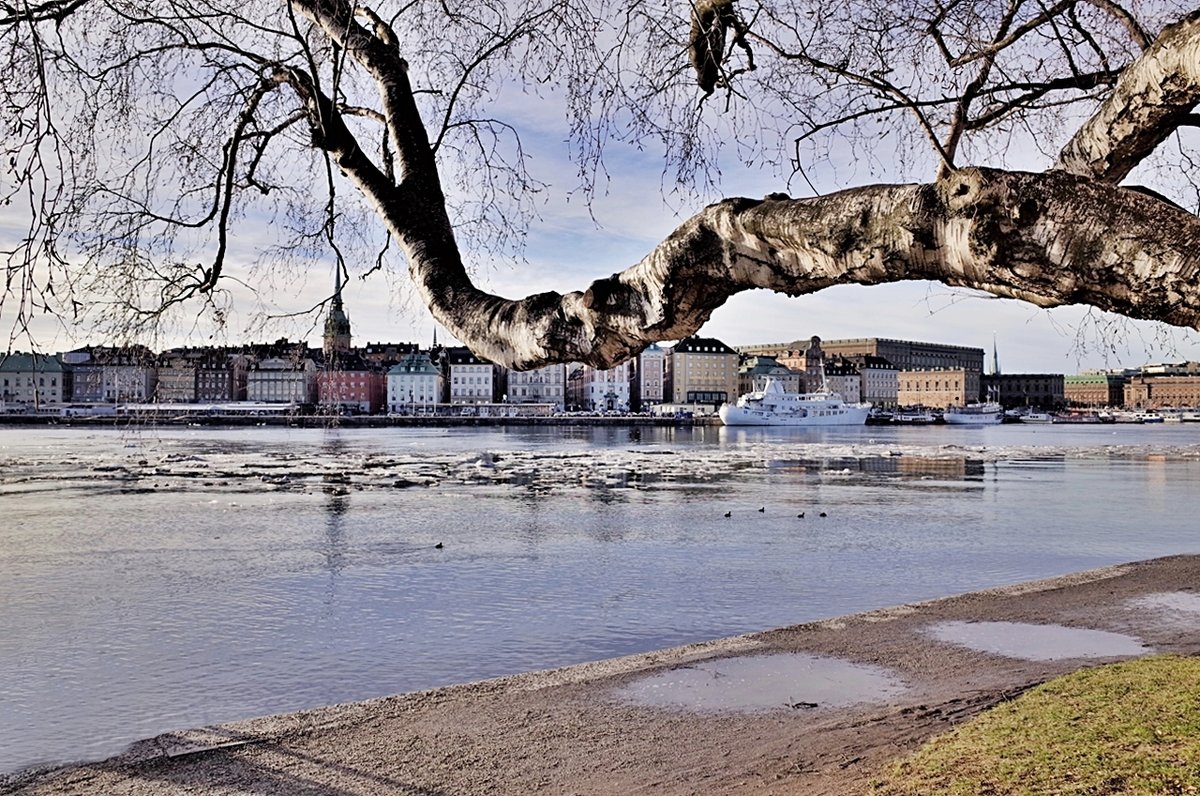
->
{"left": 896, "top": 456, "right": 985, "bottom": 479}
{"left": 765, "top": 455, "right": 984, "bottom": 480}
{"left": 322, "top": 487, "right": 350, "bottom": 580}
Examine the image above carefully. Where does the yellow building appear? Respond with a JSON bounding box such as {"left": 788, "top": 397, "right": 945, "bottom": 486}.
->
{"left": 897, "top": 368, "right": 978, "bottom": 409}
{"left": 1065, "top": 373, "right": 1127, "bottom": 407}
{"left": 665, "top": 336, "right": 739, "bottom": 408}
{"left": 1124, "top": 374, "right": 1200, "bottom": 408}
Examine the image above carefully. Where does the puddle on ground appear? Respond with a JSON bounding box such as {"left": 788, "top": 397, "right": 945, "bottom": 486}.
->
{"left": 925, "top": 621, "right": 1151, "bottom": 661}
{"left": 614, "top": 653, "right": 907, "bottom": 713}
{"left": 1129, "top": 591, "right": 1200, "bottom": 616}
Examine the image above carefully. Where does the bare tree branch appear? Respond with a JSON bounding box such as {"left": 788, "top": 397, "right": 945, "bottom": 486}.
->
{"left": 1057, "top": 10, "right": 1200, "bottom": 181}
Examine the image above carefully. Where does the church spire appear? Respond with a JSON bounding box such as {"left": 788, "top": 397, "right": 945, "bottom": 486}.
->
{"left": 323, "top": 264, "right": 352, "bottom": 359}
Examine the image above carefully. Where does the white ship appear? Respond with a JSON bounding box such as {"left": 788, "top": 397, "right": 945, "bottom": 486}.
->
{"left": 718, "top": 378, "right": 871, "bottom": 426}
{"left": 943, "top": 401, "right": 1004, "bottom": 425}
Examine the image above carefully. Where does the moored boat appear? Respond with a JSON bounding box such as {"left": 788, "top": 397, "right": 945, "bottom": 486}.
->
{"left": 893, "top": 407, "right": 935, "bottom": 424}
{"left": 943, "top": 401, "right": 1004, "bottom": 426}
{"left": 718, "top": 378, "right": 871, "bottom": 426}
{"left": 1051, "top": 411, "right": 1102, "bottom": 424}
{"left": 1019, "top": 411, "right": 1054, "bottom": 424}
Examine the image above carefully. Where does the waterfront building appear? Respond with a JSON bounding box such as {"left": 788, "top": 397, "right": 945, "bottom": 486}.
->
{"left": 1064, "top": 373, "right": 1127, "bottom": 408}
{"left": 577, "top": 361, "right": 632, "bottom": 412}
{"left": 63, "top": 346, "right": 157, "bottom": 403}
{"left": 897, "top": 368, "right": 977, "bottom": 409}
{"left": 737, "top": 354, "right": 801, "bottom": 396}
{"left": 506, "top": 362, "right": 567, "bottom": 410}
{"left": 1124, "top": 373, "right": 1200, "bottom": 409}
{"left": 664, "top": 336, "right": 739, "bottom": 409}
{"left": 824, "top": 356, "right": 863, "bottom": 403}
{"left": 0, "top": 353, "right": 71, "bottom": 409}
{"left": 565, "top": 365, "right": 585, "bottom": 410}
{"left": 155, "top": 349, "right": 201, "bottom": 402}
{"left": 744, "top": 338, "right": 823, "bottom": 390}
{"left": 446, "top": 346, "right": 502, "bottom": 405}
{"left": 844, "top": 354, "right": 899, "bottom": 408}
{"left": 386, "top": 351, "right": 444, "bottom": 414}
{"left": 196, "top": 352, "right": 250, "bottom": 402}
{"left": 769, "top": 346, "right": 808, "bottom": 374}
{"left": 629, "top": 344, "right": 666, "bottom": 411}
{"left": 799, "top": 336, "right": 827, "bottom": 392}
{"left": 982, "top": 373, "right": 1065, "bottom": 409}
{"left": 155, "top": 347, "right": 245, "bottom": 403}
{"left": 247, "top": 354, "right": 318, "bottom": 403}
{"left": 741, "top": 337, "right": 984, "bottom": 375}
{"left": 318, "top": 353, "right": 385, "bottom": 414}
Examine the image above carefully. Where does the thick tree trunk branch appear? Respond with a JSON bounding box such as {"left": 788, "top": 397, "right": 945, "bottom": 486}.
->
{"left": 1057, "top": 11, "right": 1200, "bottom": 182}
{"left": 392, "top": 167, "right": 1200, "bottom": 371}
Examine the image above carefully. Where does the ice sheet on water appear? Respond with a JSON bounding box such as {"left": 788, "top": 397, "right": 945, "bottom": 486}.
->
{"left": 3, "top": 428, "right": 1199, "bottom": 498}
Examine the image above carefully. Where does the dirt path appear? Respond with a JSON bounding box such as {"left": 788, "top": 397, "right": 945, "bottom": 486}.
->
{"left": 8, "top": 554, "right": 1200, "bottom": 796}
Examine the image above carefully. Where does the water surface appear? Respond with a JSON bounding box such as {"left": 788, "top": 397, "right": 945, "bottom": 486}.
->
{"left": 3, "top": 423, "right": 1200, "bottom": 773}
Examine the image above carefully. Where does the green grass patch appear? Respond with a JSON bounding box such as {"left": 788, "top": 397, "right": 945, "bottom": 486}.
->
{"left": 870, "top": 655, "right": 1200, "bottom": 795}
